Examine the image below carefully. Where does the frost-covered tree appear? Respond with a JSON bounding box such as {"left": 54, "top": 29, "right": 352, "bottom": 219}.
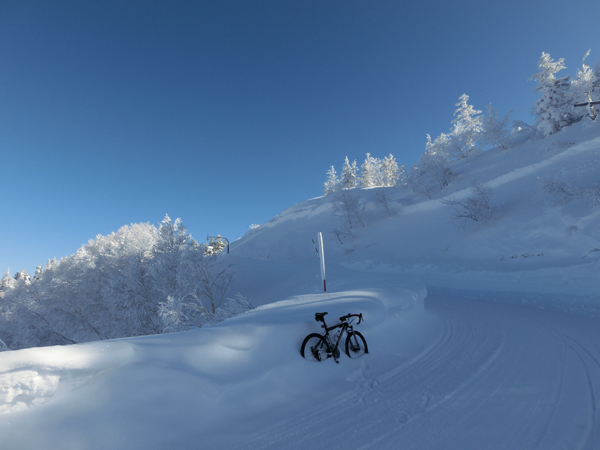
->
{"left": 360, "top": 153, "right": 383, "bottom": 187}
{"left": 481, "top": 104, "right": 512, "bottom": 150}
{"left": 530, "top": 52, "right": 574, "bottom": 136}
{"left": 442, "top": 180, "right": 493, "bottom": 225}
{"left": 397, "top": 164, "right": 408, "bottom": 188}
{"left": 407, "top": 163, "right": 431, "bottom": 199}
{"left": 381, "top": 154, "right": 399, "bottom": 187}
{"left": 420, "top": 134, "right": 454, "bottom": 190}
{"left": 324, "top": 165, "right": 339, "bottom": 195}
{"left": 0, "top": 215, "right": 243, "bottom": 350}
{"left": 340, "top": 157, "right": 358, "bottom": 189}
{"left": 571, "top": 50, "right": 600, "bottom": 120}
{"left": 331, "top": 190, "right": 366, "bottom": 243}
{"left": 1, "top": 269, "right": 15, "bottom": 292}
{"left": 450, "top": 94, "right": 483, "bottom": 160}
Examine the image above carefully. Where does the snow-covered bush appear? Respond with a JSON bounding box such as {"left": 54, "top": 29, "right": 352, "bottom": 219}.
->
{"left": 442, "top": 180, "right": 493, "bottom": 225}
{"left": 584, "top": 184, "right": 600, "bottom": 208}
{"left": 540, "top": 175, "right": 581, "bottom": 205}
{"left": 407, "top": 164, "right": 432, "bottom": 199}
{"left": 541, "top": 174, "right": 600, "bottom": 208}
{"left": 421, "top": 133, "right": 454, "bottom": 190}
{"left": 481, "top": 104, "right": 512, "bottom": 150}
{"left": 158, "top": 292, "right": 253, "bottom": 334}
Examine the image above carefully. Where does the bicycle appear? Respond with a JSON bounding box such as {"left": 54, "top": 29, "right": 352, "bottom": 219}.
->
{"left": 300, "top": 312, "right": 368, "bottom": 363}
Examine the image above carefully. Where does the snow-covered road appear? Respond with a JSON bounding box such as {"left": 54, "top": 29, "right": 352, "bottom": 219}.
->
{"left": 2, "top": 289, "right": 600, "bottom": 450}
{"left": 230, "top": 293, "right": 600, "bottom": 450}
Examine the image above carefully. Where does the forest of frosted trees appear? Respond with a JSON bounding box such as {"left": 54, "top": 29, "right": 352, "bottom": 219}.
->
{"left": 324, "top": 51, "right": 600, "bottom": 197}
{"left": 0, "top": 215, "right": 250, "bottom": 351}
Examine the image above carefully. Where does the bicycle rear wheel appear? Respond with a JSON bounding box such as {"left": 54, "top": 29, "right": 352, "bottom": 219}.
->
{"left": 301, "top": 333, "right": 327, "bottom": 361}
{"left": 345, "top": 331, "right": 368, "bottom": 358}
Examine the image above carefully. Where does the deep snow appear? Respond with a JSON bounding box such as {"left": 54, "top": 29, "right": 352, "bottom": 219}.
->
{"left": 1, "top": 120, "right": 600, "bottom": 449}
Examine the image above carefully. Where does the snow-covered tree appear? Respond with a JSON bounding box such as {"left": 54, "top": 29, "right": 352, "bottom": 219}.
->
{"left": 442, "top": 180, "right": 493, "bottom": 225}
{"left": 420, "top": 133, "right": 453, "bottom": 190}
{"left": 340, "top": 157, "right": 358, "bottom": 189}
{"left": 530, "top": 52, "right": 574, "bottom": 136}
{"left": 360, "top": 153, "right": 383, "bottom": 187}
{"left": 450, "top": 94, "right": 483, "bottom": 160}
{"left": 397, "top": 164, "right": 408, "bottom": 188}
{"left": 381, "top": 154, "right": 399, "bottom": 187}
{"left": 481, "top": 104, "right": 512, "bottom": 150}
{"left": 324, "top": 165, "right": 338, "bottom": 195}
{"left": 407, "top": 163, "right": 431, "bottom": 199}
{"left": 571, "top": 50, "right": 600, "bottom": 120}
{"left": 1, "top": 270, "right": 16, "bottom": 292}
{"left": 206, "top": 235, "right": 227, "bottom": 255}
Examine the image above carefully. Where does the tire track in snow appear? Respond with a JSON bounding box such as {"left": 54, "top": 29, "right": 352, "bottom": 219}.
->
{"left": 230, "top": 295, "right": 600, "bottom": 450}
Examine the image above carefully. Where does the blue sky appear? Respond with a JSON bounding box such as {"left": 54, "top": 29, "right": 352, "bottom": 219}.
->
{"left": 1, "top": 0, "right": 599, "bottom": 274}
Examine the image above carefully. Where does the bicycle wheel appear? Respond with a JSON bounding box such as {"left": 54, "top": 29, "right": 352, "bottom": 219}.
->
{"left": 345, "top": 331, "right": 368, "bottom": 358}
{"left": 301, "top": 333, "right": 327, "bottom": 361}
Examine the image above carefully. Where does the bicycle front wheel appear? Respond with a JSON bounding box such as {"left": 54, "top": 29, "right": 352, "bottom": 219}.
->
{"left": 345, "top": 331, "right": 368, "bottom": 358}
{"left": 301, "top": 333, "right": 327, "bottom": 362}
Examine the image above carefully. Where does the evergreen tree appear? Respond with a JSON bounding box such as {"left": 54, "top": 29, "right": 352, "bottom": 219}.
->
{"left": 1, "top": 270, "right": 15, "bottom": 292}
{"left": 381, "top": 154, "right": 399, "bottom": 187}
{"left": 450, "top": 94, "right": 483, "bottom": 160}
{"left": 530, "top": 52, "right": 574, "bottom": 136}
{"left": 324, "top": 165, "right": 338, "bottom": 195}
{"left": 360, "top": 153, "right": 383, "bottom": 187}
{"left": 340, "top": 157, "right": 358, "bottom": 189}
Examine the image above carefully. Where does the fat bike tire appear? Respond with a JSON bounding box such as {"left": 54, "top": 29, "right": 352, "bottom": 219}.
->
{"left": 345, "top": 331, "right": 368, "bottom": 358}
{"left": 301, "top": 333, "right": 327, "bottom": 362}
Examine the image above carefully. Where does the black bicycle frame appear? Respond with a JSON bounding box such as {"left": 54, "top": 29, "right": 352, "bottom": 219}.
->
{"left": 322, "top": 321, "right": 351, "bottom": 353}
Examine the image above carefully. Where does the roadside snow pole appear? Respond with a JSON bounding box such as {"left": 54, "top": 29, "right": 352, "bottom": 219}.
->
{"left": 317, "top": 232, "right": 326, "bottom": 292}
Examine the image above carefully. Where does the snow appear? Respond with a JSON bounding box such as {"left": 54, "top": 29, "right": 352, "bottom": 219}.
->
{"left": 2, "top": 120, "right": 600, "bottom": 449}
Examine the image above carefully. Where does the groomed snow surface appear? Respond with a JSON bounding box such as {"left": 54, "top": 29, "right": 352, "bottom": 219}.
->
{"left": 2, "top": 120, "right": 600, "bottom": 449}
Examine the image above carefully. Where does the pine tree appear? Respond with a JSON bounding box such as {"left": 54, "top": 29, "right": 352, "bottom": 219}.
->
{"left": 340, "top": 157, "right": 358, "bottom": 189}
{"left": 324, "top": 166, "right": 338, "bottom": 195}
{"left": 381, "top": 154, "right": 399, "bottom": 187}
{"left": 530, "top": 52, "right": 573, "bottom": 136}
{"left": 360, "top": 153, "right": 383, "bottom": 187}
{"left": 1, "top": 270, "right": 15, "bottom": 292}
{"left": 450, "top": 94, "right": 483, "bottom": 160}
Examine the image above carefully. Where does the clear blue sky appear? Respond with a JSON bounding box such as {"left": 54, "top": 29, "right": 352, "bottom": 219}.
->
{"left": 1, "top": 0, "right": 598, "bottom": 274}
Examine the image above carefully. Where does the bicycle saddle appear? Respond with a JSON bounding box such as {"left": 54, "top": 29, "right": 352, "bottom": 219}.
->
{"left": 314, "top": 312, "right": 328, "bottom": 322}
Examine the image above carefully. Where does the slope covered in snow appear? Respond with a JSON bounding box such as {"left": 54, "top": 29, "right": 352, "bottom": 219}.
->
{"left": 1, "top": 120, "right": 600, "bottom": 449}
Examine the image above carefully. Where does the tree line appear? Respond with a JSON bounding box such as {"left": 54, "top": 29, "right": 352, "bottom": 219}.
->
{"left": 0, "top": 215, "right": 247, "bottom": 351}
{"left": 324, "top": 50, "right": 600, "bottom": 198}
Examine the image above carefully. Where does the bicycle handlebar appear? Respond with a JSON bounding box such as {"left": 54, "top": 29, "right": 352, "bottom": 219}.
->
{"left": 339, "top": 313, "right": 363, "bottom": 325}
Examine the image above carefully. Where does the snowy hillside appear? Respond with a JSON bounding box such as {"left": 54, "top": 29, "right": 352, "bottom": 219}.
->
{"left": 229, "top": 120, "right": 600, "bottom": 312}
{"left": 1, "top": 120, "right": 600, "bottom": 449}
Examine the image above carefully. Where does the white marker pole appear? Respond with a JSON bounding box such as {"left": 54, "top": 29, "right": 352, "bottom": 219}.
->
{"left": 317, "top": 232, "right": 326, "bottom": 292}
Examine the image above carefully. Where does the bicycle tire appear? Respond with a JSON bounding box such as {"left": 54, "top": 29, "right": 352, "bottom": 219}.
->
{"left": 301, "top": 333, "right": 327, "bottom": 362}
{"left": 345, "top": 331, "right": 368, "bottom": 358}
